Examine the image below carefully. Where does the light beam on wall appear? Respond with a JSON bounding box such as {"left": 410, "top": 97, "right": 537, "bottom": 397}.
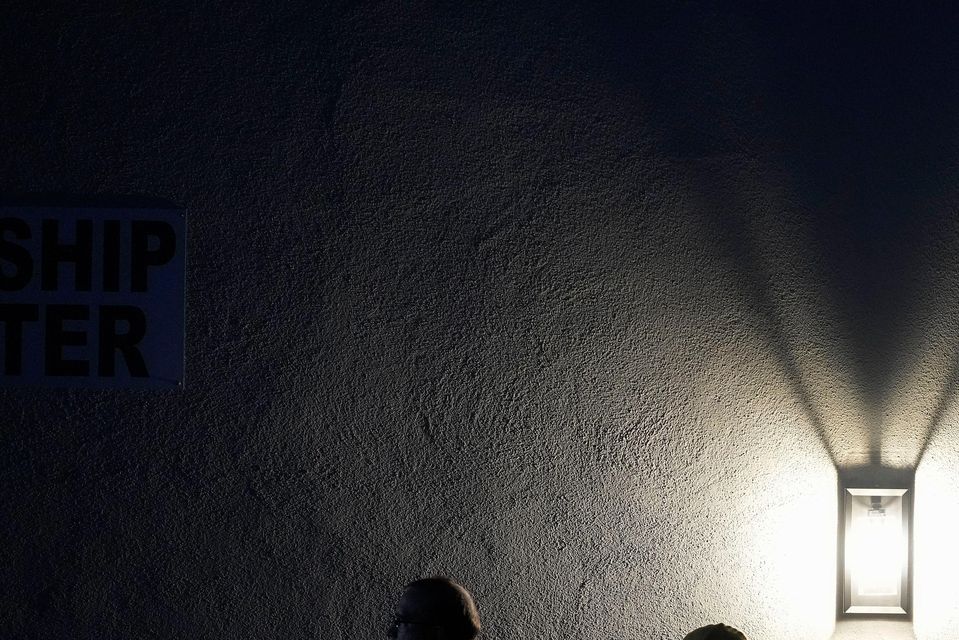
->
{"left": 841, "top": 488, "right": 911, "bottom": 615}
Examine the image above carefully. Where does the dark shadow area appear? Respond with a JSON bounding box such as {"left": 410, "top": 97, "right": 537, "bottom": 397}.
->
{"left": 577, "top": 3, "right": 959, "bottom": 468}
{"left": 684, "top": 169, "right": 839, "bottom": 467}
{"left": 0, "top": 193, "right": 180, "bottom": 209}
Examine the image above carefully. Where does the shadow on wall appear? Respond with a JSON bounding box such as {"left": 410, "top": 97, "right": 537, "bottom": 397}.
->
{"left": 681, "top": 162, "right": 848, "bottom": 468}
{"left": 0, "top": 193, "right": 180, "bottom": 209}
{"left": 674, "top": 155, "right": 959, "bottom": 473}
{"left": 580, "top": 3, "right": 959, "bottom": 472}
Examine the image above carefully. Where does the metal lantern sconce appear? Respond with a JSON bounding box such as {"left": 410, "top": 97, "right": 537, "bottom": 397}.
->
{"left": 841, "top": 487, "right": 911, "bottom": 615}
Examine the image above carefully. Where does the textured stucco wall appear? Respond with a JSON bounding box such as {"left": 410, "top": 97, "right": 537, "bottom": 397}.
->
{"left": 914, "top": 417, "right": 959, "bottom": 640}
{"left": 0, "top": 3, "right": 841, "bottom": 639}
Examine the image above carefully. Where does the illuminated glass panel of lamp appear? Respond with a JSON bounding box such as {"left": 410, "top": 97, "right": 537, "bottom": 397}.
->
{"left": 842, "top": 488, "right": 911, "bottom": 615}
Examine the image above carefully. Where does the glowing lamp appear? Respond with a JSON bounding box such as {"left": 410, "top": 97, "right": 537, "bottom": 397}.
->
{"left": 841, "top": 487, "right": 911, "bottom": 615}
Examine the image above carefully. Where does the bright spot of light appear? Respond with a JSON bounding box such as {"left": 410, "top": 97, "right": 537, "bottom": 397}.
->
{"left": 842, "top": 489, "right": 908, "bottom": 615}
{"left": 763, "top": 487, "right": 837, "bottom": 625}
{"left": 850, "top": 511, "right": 901, "bottom": 596}
{"left": 914, "top": 460, "right": 959, "bottom": 638}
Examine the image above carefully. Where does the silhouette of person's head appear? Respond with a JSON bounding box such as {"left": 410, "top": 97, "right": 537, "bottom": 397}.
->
{"left": 683, "top": 623, "right": 748, "bottom": 640}
{"left": 388, "top": 577, "right": 481, "bottom": 640}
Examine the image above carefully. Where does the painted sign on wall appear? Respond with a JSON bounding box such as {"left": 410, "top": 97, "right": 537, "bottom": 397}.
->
{"left": 0, "top": 207, "right": 185, "bottom": 388}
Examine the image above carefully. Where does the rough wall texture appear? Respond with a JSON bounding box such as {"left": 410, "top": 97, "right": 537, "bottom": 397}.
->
{"left": 833, "top": 620, "right": 915, "bottom": 640}
{"left": 0, "top": 2, "right": 885, "bottom": 639}
{"left": 914, "top": 415, "right": 959, "bottom": 640}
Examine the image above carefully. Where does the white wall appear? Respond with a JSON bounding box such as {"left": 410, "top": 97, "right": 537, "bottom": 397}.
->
{"left": 914, "top": 417, "right": 959, "bottom": 640}
{"left": 0, "top": 3, "right": 840, "bottom": 638}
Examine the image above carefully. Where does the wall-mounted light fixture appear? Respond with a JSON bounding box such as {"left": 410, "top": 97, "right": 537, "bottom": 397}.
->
{"left": 841, "top": 487, "right": 911, "bottom": 615}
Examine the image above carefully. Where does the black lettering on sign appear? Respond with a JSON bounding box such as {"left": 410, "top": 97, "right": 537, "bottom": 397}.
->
{"left": 45, "top": 304, "right": 89, "bottom": 376}
{"left": 42, "top": 219, "right": 94, "bottom": 291}
{"left": 98, "top": 305, "right": 148, "bottom": 377}
{"left": 0, "top": 304, "right": 39, "bottom": 374}
{"left": 0, "top": 217, "right": 33, "bottom": 291}
{"left": 131, "top": 221, "right": 175, "bottom": 292}
{"left": 103, "top": 220, "right": 122, "bottom": 292}
{"left": 0, "top": 208, "right": 185, "bottom": 387}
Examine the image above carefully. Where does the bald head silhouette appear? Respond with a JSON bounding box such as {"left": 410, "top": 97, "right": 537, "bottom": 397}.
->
{"left": 684, "top": 623, "right": 748, "bottom": 640}
{"left": 388, "top": 577, "right": 481, "bottom": 640}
